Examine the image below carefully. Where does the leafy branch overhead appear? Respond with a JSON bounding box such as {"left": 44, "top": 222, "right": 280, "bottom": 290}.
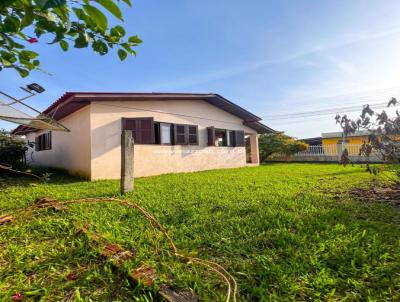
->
{"left": 0, "top": 0, "right": 142, "bottom": 77}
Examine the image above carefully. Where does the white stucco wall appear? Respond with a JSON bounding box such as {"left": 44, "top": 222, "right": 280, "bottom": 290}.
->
{"left": 26, "top": 106, "right": 91, "bottom": 178}
{"left": 90, "top": 99, "right": 258, "bottom": 180}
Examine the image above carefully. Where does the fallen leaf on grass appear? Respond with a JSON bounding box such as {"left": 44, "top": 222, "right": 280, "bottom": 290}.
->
{"left": 130, "top": 266, "right": 157, "bottom": 287}
{"left": 102, "top": 244, "right": 123, "bottom": 257}
{"left": 0, "top": 215, "right": 13, "bottom": 225}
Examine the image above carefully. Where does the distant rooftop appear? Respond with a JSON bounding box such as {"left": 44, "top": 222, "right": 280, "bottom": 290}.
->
{"left": 321, "top": 130, "right": 372, "bottom": 138}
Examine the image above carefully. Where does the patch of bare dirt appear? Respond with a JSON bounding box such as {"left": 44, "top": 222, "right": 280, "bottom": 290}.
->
{"left": 352, "top": 184, "right": 400, "bottom": 206}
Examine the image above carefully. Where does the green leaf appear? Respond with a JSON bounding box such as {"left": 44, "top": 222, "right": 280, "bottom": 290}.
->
{"left": 16, "top": 67, "right": 29, "bottom": 78}
{"left": 111, "top": 25, "right": 126, "bottom": 37}
{"left": 21, "top": 6, "right": 34, "bottom": 29}
{"left": 121, "top": 43, "right": 136, "bottom": 55}
{"left": 118, "top": 49, "right": 127, "bottom": 61}
{"left": 74, "top": 34, "right": 88, "bottom": 48}
{"left": 1, "top": 51, "right": 17, "bottom": 63}
{"left": 59, "top": 40, "right": 69, "bottom": 51}
{"left": 53, "top": 5, "right": 69, "bottom": 23}
{"left": 3, "top": 17, "right": 20, "bottom": 33}
{"left": 121, "top": 0, "right": 132, "bottom": 7}
{"left": 83, "top": 5, "right": 108, "bottom": 32}
{"left": 95, "top": 0, "right": 123, "bottom": 20}
{"left": 128, "top": 35, "right": 142, "bottom": 44}
{"left": 19, "top": 50, "right": 39, "bottom": 59}
{"left": 0, "top": 0, "right": 16, "bottom": 10}
{"left": 34, "top": 0, "right": 67, "bottom": 9}
{"left": 92, "top": 40, "right": 108, "bottom": 55}
{"left": 0, "top": 57, "right": 12, "bottom": 67}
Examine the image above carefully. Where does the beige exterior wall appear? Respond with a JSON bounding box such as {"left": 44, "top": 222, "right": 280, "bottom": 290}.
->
{"left": 26, "top": 106, "right": 92, "bottom": 178}
{"left": 90, "top": 99, "right": 258, "bottom": 180}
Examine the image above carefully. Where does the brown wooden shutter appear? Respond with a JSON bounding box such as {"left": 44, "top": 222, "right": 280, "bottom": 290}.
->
{"left": 228, "top": 131, "right": 235, "bottom": 147}
{"left": 234, "top": 130, "right": 245, "bottom": 146}
{"left": 188, "top": 125, "right": 198, "bottom": 145}
{"left": 138, "top": 118, "right": 155, "bottom": 144}
{"left": 174, "top": 124, "right": 188, "bottom": 145}
{"left": 207, "top": 127, "right": 215, "bottom": 146}
{"left": 122, "top": 118, "right": 154, "bottom": 144}
{"left": 45, "top": 132, "right": 52, "bottom": 150}
{"left": 39, "top": 134, "right": 45, "bottom": 151}
{"left": 35, "top": 136, "right": 39, "bottom": 151}
{"left": 48, "top": 132, "right": 52, "bottom": 149}
{"left": 122, "top": 118, "right": 138, "bottom": 142}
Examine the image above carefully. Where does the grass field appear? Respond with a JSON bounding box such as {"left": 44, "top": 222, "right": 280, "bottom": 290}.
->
{"left": 1, "top": 163, "right": 399, "bottom": 301}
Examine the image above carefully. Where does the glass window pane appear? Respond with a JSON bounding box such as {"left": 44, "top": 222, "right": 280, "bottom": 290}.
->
{"left": 161, "top": 124, "right": 171, "bottom": 144}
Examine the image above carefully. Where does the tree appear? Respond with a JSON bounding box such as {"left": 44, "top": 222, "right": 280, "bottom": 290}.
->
{"left": 0, "top": 128, "right": 27, "bottom": 168}
{"left": 258, "top": 132, "right": 308, "bottom": 162}
{"left": 335, "top": 98, "right": 400, "bottom": 178}
{"left": 0, "top": 0, "right": 141, "bottom": 77}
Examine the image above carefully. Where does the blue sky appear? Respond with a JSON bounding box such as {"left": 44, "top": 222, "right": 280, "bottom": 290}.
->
{"left": 1, "top": 0, "right": 400, "bottom": 138}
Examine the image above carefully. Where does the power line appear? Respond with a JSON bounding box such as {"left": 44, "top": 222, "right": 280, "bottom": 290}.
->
{"left": 264, "top": 101, "right": 391, "bottom": 121}
{"left": 262, "top": 86, "right": 400, "bottom": 119}
{"left": 271, "top": 86, "right": 400, "bottom": 108}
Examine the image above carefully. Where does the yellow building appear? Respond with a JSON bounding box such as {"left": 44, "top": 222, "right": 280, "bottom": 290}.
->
{"left": 321, "top": 130, "right": 371, "bottom": 155}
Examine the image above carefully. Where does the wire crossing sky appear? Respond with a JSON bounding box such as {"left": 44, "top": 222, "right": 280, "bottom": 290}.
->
{"left": 1, "top": 0, "right": 400, "bottom": 138}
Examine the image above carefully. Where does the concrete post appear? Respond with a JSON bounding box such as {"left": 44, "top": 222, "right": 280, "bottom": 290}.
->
{"left": 250, "top": 134, "right": 260, "bottom": 164}
{"left": 121, "top": 130, "right": 134, "bottom": 194}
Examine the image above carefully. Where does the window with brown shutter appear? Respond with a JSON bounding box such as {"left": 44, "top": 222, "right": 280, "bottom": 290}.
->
{"left": 174, "top": 124, "right": 188, "bottom": 145}
{"left": 215, "top": 129, "right": 227, "bottom": 146}
{"left": 188, "top": 125, "right": 198, "bottom": 145}
{"left": 207, "top": 128, "right": 245, "bottom": 147}
{"left": 35, "top": 132, "right": 52, "bottom": 151}
{"left": 122, "top": 117, "right": 155, "bottom": 144}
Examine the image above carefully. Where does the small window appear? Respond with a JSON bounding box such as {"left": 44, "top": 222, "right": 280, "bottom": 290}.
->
{"left": 160, "top": 123, "right": 172, "bottom": 144}
{"left": 35, "top": 132, "right": 52, "bottom": 151}
{"left": 214, "top": 129, "right": 227, "bottom": 146}
{"left": 208, "top": 128, "right": 245, "bottom": 147}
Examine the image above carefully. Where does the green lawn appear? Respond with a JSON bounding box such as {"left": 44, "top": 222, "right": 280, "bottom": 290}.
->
{"left": 1, "top": 163, "right": 399, "bottom": 301}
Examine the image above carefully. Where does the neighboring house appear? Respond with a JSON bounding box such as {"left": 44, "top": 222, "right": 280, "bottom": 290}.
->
{"left": 13, "top": 92, "right": 273, "bottom": 180}
{"left": 321, "top": 130, "right": 372, "bottom": 155}
{"left": 299, "top": 137, "right": 322, "bottom": 146}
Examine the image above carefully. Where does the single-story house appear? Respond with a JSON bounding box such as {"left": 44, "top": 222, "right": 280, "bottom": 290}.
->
{"left": 321, "top": 130, "right": 372, "bottom": 155}
{"left": 13, "top": 92, "right": 274, "bottom": 180}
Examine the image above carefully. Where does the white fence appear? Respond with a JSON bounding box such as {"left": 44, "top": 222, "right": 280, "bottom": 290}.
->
{"left": 295, "top": 144, "right": 362, "bottom": 156}
{"left": 269, "top": 144, "right": 383, "bottom": 163}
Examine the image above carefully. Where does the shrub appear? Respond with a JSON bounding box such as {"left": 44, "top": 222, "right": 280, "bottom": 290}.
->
{"left": 259, "top": 132, "right": 308, "bottom": 162}
{"left": 0, "top": 129, "right": 28, "bottom": 169}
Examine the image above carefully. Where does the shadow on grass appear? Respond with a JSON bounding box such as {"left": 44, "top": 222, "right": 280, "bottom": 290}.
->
{"left": 0, "top": 168, "right": 88, "bottom": 189}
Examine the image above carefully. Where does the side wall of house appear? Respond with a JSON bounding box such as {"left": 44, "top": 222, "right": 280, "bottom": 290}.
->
{"left": 26, "top": 106, "right": 92, "bottom": 178}
{"left": 90, "top": 100, "right": 258, "bottom": 180}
